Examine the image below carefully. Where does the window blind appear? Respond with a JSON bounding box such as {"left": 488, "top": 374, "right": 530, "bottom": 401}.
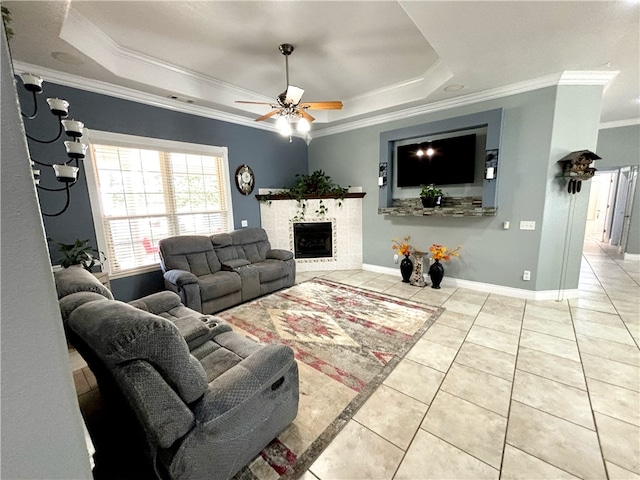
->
{"left": 90, "top": 143, "right": 230, "bottom": 275}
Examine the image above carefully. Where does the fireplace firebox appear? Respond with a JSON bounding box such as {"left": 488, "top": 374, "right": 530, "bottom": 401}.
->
{"left": 293, "top": 222, "right": 332, "bottom": 259}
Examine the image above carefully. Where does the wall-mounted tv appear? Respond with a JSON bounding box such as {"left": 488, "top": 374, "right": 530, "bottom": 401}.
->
{"left": 396, "top": 133, "right": 476, "bottom": 187}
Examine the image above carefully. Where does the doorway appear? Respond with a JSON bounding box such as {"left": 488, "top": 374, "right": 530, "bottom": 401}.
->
{"left": 586, "top": 166, "right": 638, "bottom": 253}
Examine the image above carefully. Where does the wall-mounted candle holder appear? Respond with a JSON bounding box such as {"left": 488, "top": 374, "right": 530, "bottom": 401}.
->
{"left": 18, "top": 73, "right": 87, "bottom": 216}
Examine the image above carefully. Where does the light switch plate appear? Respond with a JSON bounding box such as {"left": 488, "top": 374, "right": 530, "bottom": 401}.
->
{"left": 241, "top": 220, "right": 248, "bottom": 227}
{"left": 520, "top": 221, "right": 536, "bottom": 231}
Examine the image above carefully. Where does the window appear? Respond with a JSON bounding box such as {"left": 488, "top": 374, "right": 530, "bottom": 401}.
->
{"left": 85, "top": 131, "right": 233, "bottom": 277}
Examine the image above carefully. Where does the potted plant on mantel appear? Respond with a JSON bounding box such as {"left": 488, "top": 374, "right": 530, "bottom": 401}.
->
{"left": 420, "top": 184, "right": 443, "bottom": 208}
{"left": 260, "top": 170, "right": 350, "bottom": 220}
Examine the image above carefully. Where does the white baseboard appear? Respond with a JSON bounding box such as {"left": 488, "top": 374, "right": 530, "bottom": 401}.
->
{"left": 362, "top": 263, "right": 579, "bottom": 301}
{"left": 623, "top": 253, "right": 640, "bottom": 261}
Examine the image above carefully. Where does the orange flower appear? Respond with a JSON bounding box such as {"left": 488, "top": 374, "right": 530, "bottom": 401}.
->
{"left": 392, "top": 236, "right": 412, "bottom": 257}
{"left": 429, "top": 244, "right": 461, "bottom": 261}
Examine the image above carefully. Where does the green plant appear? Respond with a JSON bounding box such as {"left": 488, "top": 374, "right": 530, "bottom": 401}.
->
{"left": 2, "top": 6, "right": 14, "bottom": 40}
{"left": 262, "top": 170, "right": 349, "bottom": 220}
{"left": 54, "top": 239, "right": 105, "bottom": 270}
{"left": 420, "top": 184, "right": 443, "bottom": 198}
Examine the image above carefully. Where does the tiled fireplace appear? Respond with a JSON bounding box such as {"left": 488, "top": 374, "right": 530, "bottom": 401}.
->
{"left": 259, "top": 188, "right": 364, "bottom": 272}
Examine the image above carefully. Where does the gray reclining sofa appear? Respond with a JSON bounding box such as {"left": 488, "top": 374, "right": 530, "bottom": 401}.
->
{"left": 159, "top": 227, "right": 295, "bottom": 314}
{"left": 56, "top": 267, "right": 299, "bottom": 480}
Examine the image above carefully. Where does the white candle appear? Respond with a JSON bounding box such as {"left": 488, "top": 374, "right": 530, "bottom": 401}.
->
{"left": 61, "top": 119, "right": 84, "bottom": 138}
{"left": 20, "top": 73, "right": 43, "bottom": 92}
{"left": 53, "top": 164, "right": 79, "bottom": 183}
{"left": 46, "top": 98, "right": 69, "bottom": 117}
{"left": 64, "top": 141, "right": 87, "bottom": 158}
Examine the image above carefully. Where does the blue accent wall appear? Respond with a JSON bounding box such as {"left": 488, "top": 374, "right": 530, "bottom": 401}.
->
{"left": 18, "top": 80, "right": 308, "bottom": 301}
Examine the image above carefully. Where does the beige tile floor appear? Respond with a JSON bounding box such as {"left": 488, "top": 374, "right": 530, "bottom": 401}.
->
{"left": 296, "top": 239, "right": 640, "bottom": 480}
{"left": 70, "top": 238, "right": 639, "bottom": 479}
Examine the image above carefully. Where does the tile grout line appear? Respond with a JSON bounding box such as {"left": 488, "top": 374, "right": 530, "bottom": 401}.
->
{"left": 573, "top": 248, "right": 612, "bottom": 480}
{"left": 496, "top": 295, "right": 527, "bottom": 479}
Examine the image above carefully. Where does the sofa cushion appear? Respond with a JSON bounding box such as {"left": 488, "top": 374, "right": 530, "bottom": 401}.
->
{"left": 210, "top": 233, "right": 239, "bottom": 264}
{"left": 253, "top": 259, "right": 290, "bottom": 283}
{"left": 54, "top": 267, "right": 113, "bottom": 301}
{"left": 68, "top": 299, "right": 208, "bottom": 404}
{"left": 230, "top": 228, "right": 271, "bottom": 264}
{"left": 159, "top": 236, "right": 222, "bottom": 276}
{"left": 198, "top": 271, "right": 242, "bottom": 301}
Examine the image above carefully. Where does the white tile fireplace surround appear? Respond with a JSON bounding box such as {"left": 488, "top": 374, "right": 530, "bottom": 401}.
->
{"left": 259, "top": 188, "right": 364, "bottom": 272}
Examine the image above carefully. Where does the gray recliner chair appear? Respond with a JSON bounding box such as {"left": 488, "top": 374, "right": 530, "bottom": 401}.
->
{"left": 56, "top": 267, "right": 299, "bottom": 480}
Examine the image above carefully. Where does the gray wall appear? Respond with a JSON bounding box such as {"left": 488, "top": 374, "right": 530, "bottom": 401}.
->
{"left": 1, "top": 26, "right": 92, "bottom": 479}
{"left": 17, "top": 82, "right": 308, "bottom": 301}
{"left": 309, "top": 85, "right": 603, "bottom": 292}
{"left": 597, "top": 124, "right": 640, "bottom": 255}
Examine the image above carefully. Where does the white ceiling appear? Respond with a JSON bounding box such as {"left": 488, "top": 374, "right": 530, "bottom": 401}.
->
{"left": 5, "top": 1, "right": 639, "bottom": 135}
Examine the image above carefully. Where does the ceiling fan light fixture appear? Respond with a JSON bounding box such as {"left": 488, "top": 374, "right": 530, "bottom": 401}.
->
{"left": 297, "top": 117, "right": 311, "bottom": 133}
{"left": 276, "top": 115, "right": 291, "bottom": 136}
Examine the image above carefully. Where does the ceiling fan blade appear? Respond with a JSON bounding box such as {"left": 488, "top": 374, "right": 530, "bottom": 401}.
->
{"left": 285, "top": 86, "right": 305, "bottom": 105}
{"left": 235, "top": 100, "right": 276, "bottom": 106}
{"left": 299, "top": 110, "right": 315, "bottom": 123}
{"left": 299, "top": 101, "right": 343, "bottom": 110}
{"left": 255, "top": 110, "right": 279, "bottom": 122}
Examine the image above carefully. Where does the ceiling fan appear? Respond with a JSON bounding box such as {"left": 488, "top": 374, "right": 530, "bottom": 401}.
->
{"left": 235, "top": 44, "right": 343, "bottom": 136}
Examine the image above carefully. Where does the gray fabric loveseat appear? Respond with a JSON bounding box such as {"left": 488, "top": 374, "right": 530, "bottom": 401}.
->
{"left": 56, "top": 267, "right": 299, "bottom": 480}
{"left": 159, "top": 228, "right": 295, "bottom": 314}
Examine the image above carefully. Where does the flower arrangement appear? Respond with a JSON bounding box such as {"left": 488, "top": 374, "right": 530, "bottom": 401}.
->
{"left": 429, "top": 244, "right": 462, "bottom": 261}
{"left": 392, "top": 235, "right": 412, "bottom": 257}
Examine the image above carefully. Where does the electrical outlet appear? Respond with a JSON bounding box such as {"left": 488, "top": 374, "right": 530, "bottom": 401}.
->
{"left": 520, "top": 221, "right": 536, "bottom": 231}
{"left": 241, "top": 220, "right": 248, "bottom": 227}
{"left": 394, "top": 254, "right": 399, "bottom": 264}
{"left": 523, "top": 270, "right": 531, "bottom": 281}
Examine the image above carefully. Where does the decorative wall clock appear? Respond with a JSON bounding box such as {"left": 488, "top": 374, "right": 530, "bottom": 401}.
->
{"left": 235, "top": 164, "right": 255, "bottom": 195}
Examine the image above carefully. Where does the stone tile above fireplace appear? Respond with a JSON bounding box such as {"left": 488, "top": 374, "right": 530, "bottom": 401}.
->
{"left": 259, "top": 189, "right": 364, "bottom": 272}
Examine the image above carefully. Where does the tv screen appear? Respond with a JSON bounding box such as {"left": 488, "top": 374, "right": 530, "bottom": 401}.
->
{"left": 396, "top": 134, "right": 476, "bottom": 187}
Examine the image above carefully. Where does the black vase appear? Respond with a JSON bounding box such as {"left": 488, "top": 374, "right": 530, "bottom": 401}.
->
{"left": 429, "top": 260, "right": 445, "bottom": 289}
{"left": 400, "top": 255, "right": 413, "bottom": 283}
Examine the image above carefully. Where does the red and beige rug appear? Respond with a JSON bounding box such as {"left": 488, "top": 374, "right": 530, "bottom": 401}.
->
{"left": 220, "top": 278, "right": 443, "bottom": 480}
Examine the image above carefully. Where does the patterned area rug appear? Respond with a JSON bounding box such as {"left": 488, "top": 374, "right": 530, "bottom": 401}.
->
{"left": 220, "top": 278, "right": 443, "bottom": 480}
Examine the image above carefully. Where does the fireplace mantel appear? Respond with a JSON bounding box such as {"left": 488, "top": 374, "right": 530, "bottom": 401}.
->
{"left": 255, "top": 192, "right": 366, "bottom": 201}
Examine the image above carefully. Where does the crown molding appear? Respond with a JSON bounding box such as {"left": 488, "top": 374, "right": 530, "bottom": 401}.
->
{"left": 11, "top": 60, "right": 297, "bottom": 137}
{"left": 599, "top": 118, "right": 640, "bottom": 130}
{"left": 13, "top": 60, "right": 626, "bottom": 142}
{"left": 558, "top": 70, "right": 619, "bottom": 86}
{"left": 313, "top": 71, "right": 619, "bottom": 138}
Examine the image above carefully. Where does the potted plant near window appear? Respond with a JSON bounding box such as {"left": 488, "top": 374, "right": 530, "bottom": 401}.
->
{"left": 420, "top": 184, "right": 443, "bottom": 208}
{"left": 53, "top": 239, "right": 105, "bottom": 270}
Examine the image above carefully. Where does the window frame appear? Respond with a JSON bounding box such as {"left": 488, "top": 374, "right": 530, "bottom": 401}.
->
{"left": 84, "top": 129, "right": 234, "bottom": 279}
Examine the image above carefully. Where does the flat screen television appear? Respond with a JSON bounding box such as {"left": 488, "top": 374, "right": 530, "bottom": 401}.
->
{"left": 396, "top": 133, "right": 476, "bottom": 187}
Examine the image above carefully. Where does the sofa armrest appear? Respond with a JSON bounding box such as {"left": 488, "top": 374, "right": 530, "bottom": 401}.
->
{"left": 115, "top": 360, "right": 196, "bottom": 449}
{"left": 164, "top": 269, "right": 198, "bottom": 286}
{"left": 266, "top": 249, "right": 294, "bottom": 261}
{"left": 192, "top": 344, "right": 296, "bottom": 422}
{"left": 221, "top": 259, "right": 251, "bottom": 271}
{"left": 129, "top": 291, "right": 183, "bottom": 314}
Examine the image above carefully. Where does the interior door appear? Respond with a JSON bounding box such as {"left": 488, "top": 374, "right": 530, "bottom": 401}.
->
{"left": 619, "top": 166, "right": 638, "bottom": 254}
{"left": 610, "top": 167, "right": 630, "bottom": 245}
{"left": 600, "top": 172, "right": 617, "bottom": 243}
